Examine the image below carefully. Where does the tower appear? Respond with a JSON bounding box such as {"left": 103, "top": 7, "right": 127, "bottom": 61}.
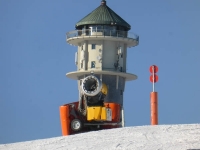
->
{"left": 60, "top": 0, "right": 139, "bottom": 135}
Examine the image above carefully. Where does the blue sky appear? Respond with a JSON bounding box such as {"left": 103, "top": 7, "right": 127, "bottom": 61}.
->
{"left": 0, "top": 0, "right": 200, "bottom": 144}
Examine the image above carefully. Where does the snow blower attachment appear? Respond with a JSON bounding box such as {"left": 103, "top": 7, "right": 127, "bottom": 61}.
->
{"left": 60, "top": 75, "right": 122, "bottom": 135}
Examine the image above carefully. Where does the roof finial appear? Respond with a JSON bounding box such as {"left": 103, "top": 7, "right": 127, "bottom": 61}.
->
{"left": 101, "top": 0, "right": 106, "bottom": 5}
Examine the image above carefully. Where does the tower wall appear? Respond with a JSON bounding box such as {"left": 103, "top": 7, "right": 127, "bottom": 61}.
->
{"left": 77, "top": 40, "right": 127, "bottom": 72}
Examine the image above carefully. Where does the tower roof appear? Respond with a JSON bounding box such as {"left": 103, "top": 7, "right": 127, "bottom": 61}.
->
{"left": 75, "top": 0, "right": 131, "bottom": 30}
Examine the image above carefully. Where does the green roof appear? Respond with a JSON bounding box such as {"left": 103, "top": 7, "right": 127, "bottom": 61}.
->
{"left": 76, "top": 0, "right": 131, "bottom": 30}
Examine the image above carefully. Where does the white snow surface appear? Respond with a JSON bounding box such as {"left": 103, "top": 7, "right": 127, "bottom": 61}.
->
{"left": 1, "top": 124, "right": 200, "bottom": 150}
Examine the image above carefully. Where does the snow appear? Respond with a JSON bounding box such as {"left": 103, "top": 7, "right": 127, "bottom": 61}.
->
{"left": 1, "top": 124, "right": 200, "bottom": 150}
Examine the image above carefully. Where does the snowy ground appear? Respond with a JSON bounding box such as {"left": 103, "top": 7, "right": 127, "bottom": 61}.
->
{"left": 1, "top": 124, "right": 200, "bottom": 150}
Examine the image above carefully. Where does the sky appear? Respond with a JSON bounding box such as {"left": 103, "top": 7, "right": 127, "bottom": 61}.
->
{"left": 0, "top": 0, "right": 200, "bottom": 144}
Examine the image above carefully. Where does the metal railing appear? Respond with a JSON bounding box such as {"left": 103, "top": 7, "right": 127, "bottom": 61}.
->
{"left": 66, "top": 29, "right": 139, "bottom": 41}
{"left": 79, "top": 67, "right": 126, "bottom": 72}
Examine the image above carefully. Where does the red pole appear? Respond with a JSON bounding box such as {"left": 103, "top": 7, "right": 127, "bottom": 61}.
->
{"left": 150, "top": 92, "right": 158, "bottom": 125}
{"left": 60, "top": 105, "right": 70, "bottom": 135}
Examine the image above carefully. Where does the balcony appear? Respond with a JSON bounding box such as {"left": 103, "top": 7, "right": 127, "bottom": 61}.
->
{"left": 66, "top": 29, "right": 139, "bottom": 47}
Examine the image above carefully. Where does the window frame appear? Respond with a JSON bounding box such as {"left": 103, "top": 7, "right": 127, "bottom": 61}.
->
{"left": 91, "top": 44, "right": 96, "bottom": 50}
{"left": 91, "top": 61, "right": 96, "bottom": 68}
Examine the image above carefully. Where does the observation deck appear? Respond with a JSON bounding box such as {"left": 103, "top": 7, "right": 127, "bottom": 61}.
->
{"left": 66, "top": 29, "right": 139, "bottom": 48}
{"left": 66, "top": 70, "right": 137, "bottom": 81}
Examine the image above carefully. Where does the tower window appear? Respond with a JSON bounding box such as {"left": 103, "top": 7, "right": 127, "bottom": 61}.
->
{"left": 92, "top": 44, "right": 96, "bottom": 50}
{"left": 91, "top": 61, "right": 96, "bottom": 68}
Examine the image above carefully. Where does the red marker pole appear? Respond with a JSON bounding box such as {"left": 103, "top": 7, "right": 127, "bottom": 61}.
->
{"left": 149, "top": 65, "right": 159, "bottom": 125}
{"left": 151, "top": 92, "right": 158, "bottom": 125}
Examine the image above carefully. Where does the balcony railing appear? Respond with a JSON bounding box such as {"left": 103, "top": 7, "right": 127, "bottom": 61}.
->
{"left": 66, "top": 29, "right": 139, "bottom": 41}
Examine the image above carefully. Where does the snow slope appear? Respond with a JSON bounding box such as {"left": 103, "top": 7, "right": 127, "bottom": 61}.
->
{"left": 1, "top": 124, "right": 200, "bottom": 150}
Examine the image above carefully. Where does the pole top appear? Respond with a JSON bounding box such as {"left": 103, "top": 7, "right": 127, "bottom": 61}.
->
{"left": 149, "top": 65, "right": 158, "bottom": 73}
{"left": 149, "top": 65, "right": 159, "bottom": 92}
{"left": 101, "top": 0, "right": 106, "bottom": 5}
